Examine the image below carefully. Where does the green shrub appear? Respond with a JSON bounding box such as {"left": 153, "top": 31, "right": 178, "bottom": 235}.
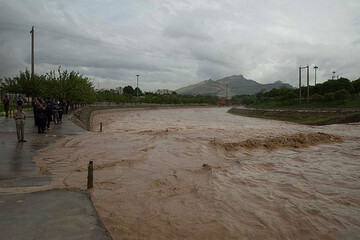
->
{"left": 311, "top": 93, "right": 322, "bottom": 100}
{"left": 323, "top": 92, "right": 335, "bottom": 101}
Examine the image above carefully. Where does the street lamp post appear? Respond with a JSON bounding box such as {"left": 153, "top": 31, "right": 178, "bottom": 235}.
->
{"left": 299, "top": 66, "right": 302, "bottom": 104}
{"left": 306, "top": 65, "right": 309, "bottom": 103}
{"left": 30, "top": 26, "right": 34, "bottom": 77}
{"left": 313, "top": 66, "right": 318, "bottom": 85}
{"left": 136, "top": 75, "right": 139, "bottom": 98}
{"left": 298, "top": 66, "right": 307, "bottom": 104}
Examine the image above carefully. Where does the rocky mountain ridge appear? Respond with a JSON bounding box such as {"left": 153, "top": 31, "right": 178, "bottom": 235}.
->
{"left": 176, "top": 75, "right": 293, "bottom": 97}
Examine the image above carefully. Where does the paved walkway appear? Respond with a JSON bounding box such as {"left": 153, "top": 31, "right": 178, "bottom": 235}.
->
{"left": 0, "top": 112, "right": 111, "bottom": 240}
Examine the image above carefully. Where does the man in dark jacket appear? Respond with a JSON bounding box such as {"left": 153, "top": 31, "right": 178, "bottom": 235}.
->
{"left": 46, "top": 102, "right": 53, "bottom": 129}
{"left": 16, "top": 95, "right": 24, "bottom": 110}
{"left": 2, "top": 95, "right": 10, "bottom": 117}
{"left": 35, "top": 104, "right": 46, "bottom": 134}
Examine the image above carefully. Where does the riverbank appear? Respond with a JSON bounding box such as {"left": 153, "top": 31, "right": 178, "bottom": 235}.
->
{"left": 228, "top": 107, "right": 360, "bottom": 125}
{"left": 0, "top": 113, "right": 111, "bottom": 239}
{"left": 71, "top": 104, "right": 216, "bottom": 131}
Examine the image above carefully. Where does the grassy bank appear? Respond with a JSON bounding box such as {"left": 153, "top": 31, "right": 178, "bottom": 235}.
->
{"left": 1, "top": 104, "right": 33, "bottom": 116}
{"left": 228, "top": 107, "right": 360, "bottom": 125}
{"left": 248, "top": 99, "right": 360, "bottom": 110}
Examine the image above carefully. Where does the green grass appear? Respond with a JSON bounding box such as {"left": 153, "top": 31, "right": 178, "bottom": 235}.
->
{"left": 0, "top": 105, "right": 16, "bottom": 112}
{"left": 234, "top": 111, "right": 360, "bottom": 125}
{"left": 273, "top": 113, "right": 360, "bottom": 125}
{"left": 0, "top": 104, "right": 33, "bottom": 115}
{"left": 249, "top": 99, "right": 360, "bottom": 110}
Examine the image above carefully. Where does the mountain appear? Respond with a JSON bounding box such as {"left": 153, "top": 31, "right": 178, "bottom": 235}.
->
{"left": 176, "top": 75, "right": 293, "bottom": 97}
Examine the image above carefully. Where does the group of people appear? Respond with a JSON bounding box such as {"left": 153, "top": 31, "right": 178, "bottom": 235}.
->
{"left": 32, "top": 97, "right": 69, "bottom": 134}
{"left": 2, "top": 95, "right": 70, "bottom": 142}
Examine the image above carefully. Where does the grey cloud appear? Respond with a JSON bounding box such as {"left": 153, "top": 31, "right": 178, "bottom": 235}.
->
{"left": 163, "top": 25, "right": 212, "bottom": 41}
{"left": 162, "top": 10, "right": 214, "bottom": 41}
{"left": 1, "top": 0, "right": 359, "bottom": 92}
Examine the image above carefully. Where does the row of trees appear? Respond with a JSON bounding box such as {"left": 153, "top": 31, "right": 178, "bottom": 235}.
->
{"left": 95, "top": 90, "right": 219, "bottom": 105}
{"left": 6, "top": 68, "right": 356, "bottom": 108}
{"left": 1, "top": 68, "right": 96, "bottom": 106}
{"left": 1, "top": 68, "right": 221, "bottom": 107}
{"left": 231, "top": 77, "right": 360, "bottom": 106}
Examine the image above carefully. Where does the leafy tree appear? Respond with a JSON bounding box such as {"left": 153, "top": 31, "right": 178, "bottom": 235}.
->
{"left": 352, "top": 78, "right": 360, "bottom": 96}
{"left": 282, "top": 92, "right": 297, "bottom": 101}
{"left": 3, "top": 68, "right": 95, "bottom": 106}
{"left": 123, "top": 86, "right": 134, "bottom": 95}
{"left": 319, "top": 78, "right": 354, "bottom": 95}
{"left": 46, "top": 68, "right": 96, "bottom": 105}
{"left": 311, "top": 94, "right": 322, "bottom": 100}
{"left": 323, "top": 92, "right": 335, "bottom": 101}
{"left": 3, "top": 69, "right": 45, "bottom": 99}
{"left": 134, "top": 87, "right": 143, "bottom": 97}
{"left": 255, "top": 91, "right": 264, "bottom": 101}
{"left": 334, "top": 89, "right": 350, "bottom": 103}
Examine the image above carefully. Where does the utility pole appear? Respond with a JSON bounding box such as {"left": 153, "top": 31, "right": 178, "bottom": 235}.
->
{"left": 226, "top": 84, "right": 228, "bottom": 100}
{"left": 136, "top": 75, "right": 139, "bottom": 98}
{"left": 306, "top": 65, "right": 309, "bottom": 103}
{"left": 299, "top": 66, "right": 302, "bottom": 104}
{"left": 30, "top": 26, "right": 34, "bottom": 76}
{"left": 298, "top": 66, "right": 308, "bottom": 104}
{"left": 314, "top": 66, "right": 318, "bottom": 85}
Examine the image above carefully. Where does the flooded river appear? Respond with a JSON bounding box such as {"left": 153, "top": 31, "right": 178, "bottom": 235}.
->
{"left": 36, "top": 107, "right": 360, "bottom": 239}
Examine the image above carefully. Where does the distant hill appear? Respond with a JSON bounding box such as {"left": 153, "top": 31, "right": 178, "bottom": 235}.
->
{"left": 176, "top": 75, "right": 293, "bottom": 97}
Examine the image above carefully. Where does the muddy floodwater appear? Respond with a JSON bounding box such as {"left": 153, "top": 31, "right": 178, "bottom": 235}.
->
{"left": 36, "top": 107, "right": 360, "bottom": 239}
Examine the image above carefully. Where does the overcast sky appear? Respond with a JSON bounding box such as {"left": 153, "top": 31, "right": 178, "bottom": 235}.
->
{"left": 0, "top": 0, "right": 359, "bottom": 91}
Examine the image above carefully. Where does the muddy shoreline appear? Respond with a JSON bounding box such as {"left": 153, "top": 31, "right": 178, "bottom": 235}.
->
{"left": 228, "top": 107, "right": 360, "bottom": 125}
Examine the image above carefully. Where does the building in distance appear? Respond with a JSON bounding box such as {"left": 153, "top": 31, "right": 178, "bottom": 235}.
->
{"left": 96, "top": 87, "right": 123, "bottom": 94}
{"left": 155, "top": 89, "right": 173, "bottom": 95}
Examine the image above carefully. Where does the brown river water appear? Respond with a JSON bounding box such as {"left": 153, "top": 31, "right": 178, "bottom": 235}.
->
{"left": 35, "top": 107, "right": 360, "bottom": 239}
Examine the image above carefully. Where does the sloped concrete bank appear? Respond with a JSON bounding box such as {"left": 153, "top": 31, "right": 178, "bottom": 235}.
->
{"left": 228, "top": 107, "right": 360, "bottom": 125}
{"left": 71, "top": 104, "right": 215, "bottom": 131}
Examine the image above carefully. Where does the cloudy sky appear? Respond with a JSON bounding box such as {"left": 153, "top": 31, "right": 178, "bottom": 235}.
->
{"left": 0, "top": 0, "right": 359, "bottom": 91}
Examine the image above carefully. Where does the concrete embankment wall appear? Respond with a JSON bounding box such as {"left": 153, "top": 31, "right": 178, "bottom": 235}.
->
{"left": 71, "top": 104, "right": 215, "bottom": 131}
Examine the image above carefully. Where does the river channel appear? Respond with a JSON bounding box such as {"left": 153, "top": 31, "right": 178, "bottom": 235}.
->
{"left": 35, "top": 107, "right": 360, "bottom": 239}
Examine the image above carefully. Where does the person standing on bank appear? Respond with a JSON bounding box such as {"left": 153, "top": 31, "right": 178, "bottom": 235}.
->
{"left": 52, "top": 100, "right": 59, "bottom": 124}
{"left": 2, "top": 95, "right": 10, "bottom": 117}
{"left": 36, "top": 104, "right": 46, "bottom": 134}
{"left": 46, "top": 102, "right": 52, "bottom": 129}
{"left": 14, "top": 106, "right": 26, "bottom": 142}
{"left": 16, "top": 95, "right": 24, "bottom": 110}
{"left": 58, "top": 100, "right": 63, "bottom": 122}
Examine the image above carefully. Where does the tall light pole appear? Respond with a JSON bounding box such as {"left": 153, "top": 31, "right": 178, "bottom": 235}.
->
{"left": 299, "top": 66, "right": 302, "bottom": 104}
{"left": 313, "top": 66, "right": 318, "bottom": 85}
{"left": 299, "top": 65, "right": 308, "bottom": 104}
{"left": 306, "top": 65, "right": 309, "bottom": 103}
{"left": 226, "top": 84, "right": 228, "bottom": 100}
{"left": 30, "top": 26, "right": 34, "bottom": 77}
{"left": 136, "top": 75, "right": 139, "bottom": 98}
